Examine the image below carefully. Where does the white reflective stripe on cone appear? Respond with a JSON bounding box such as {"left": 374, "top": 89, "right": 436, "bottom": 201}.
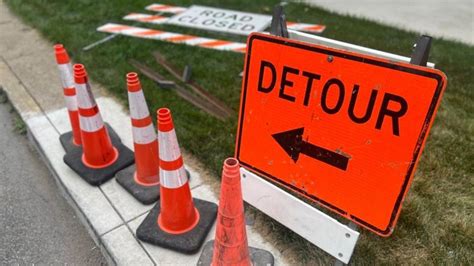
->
{"left": 64, "top": 95, "right": 78, "bottom": 111}
{"left": 79, "top": 112, "right": 104, "bottom": 132}
{"left": 58, "top": 63, "right": 75, "bottom": 89}
{"left": 128, "top": 90, "right": 150, "bottom": 119}
{"left": 158, "top": 129, "right": 181, "bottom": 162}
{"left": 75, "top": 83, "right": 97, "bottom": 109}
{"left": 160, "top": 166, "right": 187, "bottom": 189}
{"left": 132, "top": 124, "right": 157, "bottom": 145}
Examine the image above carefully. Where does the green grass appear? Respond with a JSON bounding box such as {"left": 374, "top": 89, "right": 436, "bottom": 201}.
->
{"left": 5, "top": 0, "right": 473, "bottom": 264}
{"left": 0, "top": 88, "right": 27, "bottom": 135}
{"left": 12, "top": 115, "right": 27, "bottom": 135}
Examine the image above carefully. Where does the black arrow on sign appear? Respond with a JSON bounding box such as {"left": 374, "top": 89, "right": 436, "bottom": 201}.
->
{"left": 272, "top": 127, "right": 349, "bottom": 171}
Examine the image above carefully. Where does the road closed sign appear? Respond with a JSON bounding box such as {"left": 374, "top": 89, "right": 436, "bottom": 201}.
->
{"left": 236, "top": 33, "right": 447, "bottom": 236}
{"left": 167, "top": 5, "right": 271, "bottom": 36}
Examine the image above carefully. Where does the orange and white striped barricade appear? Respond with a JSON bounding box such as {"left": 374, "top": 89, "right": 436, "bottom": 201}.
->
{"left": 197, "top": 158, "right": 274, "bottom": 266}
{"left": 144, "top": 3, "right": 326, "bottom": 34}
{"left": 96, "top": 23, "right": 247, "bottom": 53}
{"left": 123, "top": 13, "right": 169, "bottom": 24}
{"left": 126, "top": 12, "right": 326, "bottom": 34}
{"left": 116, "top": 72, "right": 161, "bottom": 204}
{"left": 63, "top": 64, "right": 134, "bottom": 185}
{"left": 54, "top": 44, "right": 82, "bottom": 152}
{"left": 145, "top": 3, "right": 187, "bottom": 14}
{"left": 136, "top": 108, "right": 217, "bottom": 253}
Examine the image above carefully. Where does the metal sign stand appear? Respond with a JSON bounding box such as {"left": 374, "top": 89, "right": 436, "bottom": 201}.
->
{"left": 240, "top": 4, "right": 434, "bottom": 265}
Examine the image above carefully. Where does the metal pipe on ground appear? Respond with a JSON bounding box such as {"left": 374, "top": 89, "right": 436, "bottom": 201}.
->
{"left": 129, "top": 60, "right": 228, "bottom": 121}
{"left": 152, "top": 51, "right": 234, "bottom": 118}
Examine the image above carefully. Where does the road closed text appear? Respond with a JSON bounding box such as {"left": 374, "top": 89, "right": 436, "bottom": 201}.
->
{"left": 177, "top": 10, "right": 256, "bottom": 31}
{"left": 167, "top": 6, "right": 271, "bottom": 35}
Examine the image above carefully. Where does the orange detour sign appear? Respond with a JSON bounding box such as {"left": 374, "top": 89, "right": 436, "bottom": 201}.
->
{"left": 235, "top": 33, "right": 447, "bottom": 236}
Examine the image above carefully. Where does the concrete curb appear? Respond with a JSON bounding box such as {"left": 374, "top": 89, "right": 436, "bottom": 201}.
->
{"left": 0, "top": 59, "right": 286, "bottom": 265}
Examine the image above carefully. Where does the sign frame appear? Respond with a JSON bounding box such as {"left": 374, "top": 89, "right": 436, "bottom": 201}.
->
{"left": 240, "top": 167, "right": 360, "bottom": 264}
{"left": 235, "top": 33, "right": 447, "bottom": 236}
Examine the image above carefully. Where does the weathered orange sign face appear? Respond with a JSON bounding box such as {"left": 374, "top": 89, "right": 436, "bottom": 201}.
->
{"left": 236, "top": 33, "right": 447, "bottom": 236}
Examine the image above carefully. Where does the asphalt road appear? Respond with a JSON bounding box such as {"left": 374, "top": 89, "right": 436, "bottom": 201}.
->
{"left": 0, "top": 96, "right": 106, "bottom": 264}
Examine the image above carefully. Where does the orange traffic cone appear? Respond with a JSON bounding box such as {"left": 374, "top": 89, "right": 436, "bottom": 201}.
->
{"left": 63, "top": 64, "right": 134, "bottom": 185}
{"left": 54, "top": 44, "right": 82, "bottom": 152}
{"left": 116, "top": 72, "right": 160, "bottom": 204}
{"left": 136, "top": 108, "right": 217, "bottom": 253}
{"left": 197, "top": 158, "right": 274, "bottom": 266}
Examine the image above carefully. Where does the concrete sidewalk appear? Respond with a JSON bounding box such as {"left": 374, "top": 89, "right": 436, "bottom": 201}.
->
{"left": 302, "top": 0, "right": 474, "bottom": 45}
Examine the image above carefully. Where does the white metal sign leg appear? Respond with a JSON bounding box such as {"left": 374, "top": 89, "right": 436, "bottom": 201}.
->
{"left": 240, "top": 167, "right": 359, "bottom": 264}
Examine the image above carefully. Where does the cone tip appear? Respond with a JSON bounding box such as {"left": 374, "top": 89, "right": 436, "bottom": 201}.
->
{"left": 54, "top": 44, "right": 70, "bottom": 64}
{"left": 73, "top": 64, "right": 87, "bottom": 83}
{"left": 157, "top": 108, "right": 171, "bottom": 121}
{"left": 126, "top": 72, "right": 141, "bottom": 92}
{"left": 224, "top": 158, "right": 239, "bottom": 168}
{"left": 54, "top": 44, "right": 64, "bottom": 52}
{"left": 127, "top": 72, "right": 138, "bottom": 81}
{"left": 157, "top": 108, "right": 174, "bottom": 132}
{"left": 223, "top": 157, "right": 240, "bottom": 178}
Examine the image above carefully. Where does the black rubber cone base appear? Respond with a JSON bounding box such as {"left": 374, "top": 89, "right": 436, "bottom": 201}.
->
{"left": 136, "top": 198, "right": 217, "bottom": 254}
{"left": 116, "top": 166, "right": 192, "bottom": 205}
{"left": 116, "top": 165, "right": 160, "bottom": 205}
{"left": 196, "top": 240, "right": 275, "bottom": 266}
{"left": 59, "top": 123, "right": 121, "bottom": 153}
{"left": 63, "top": 125, "right": 134, "bottom": 186}
{"left": 59, "top": 131, "right": 80, "bottom": 153}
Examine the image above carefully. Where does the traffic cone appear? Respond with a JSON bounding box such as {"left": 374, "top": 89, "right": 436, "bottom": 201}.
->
{"left": 136, "top": 108, "right": 217, "bottom": 254}
{"left": 197, "top": 158, "right": 275, "bottom": 266}
{"left": 63, "top": 64, "right": 134, "bottom": 186}
{"left": 54, "top": 44, "right": 82, "bottom": 152}
{"left": 116, "top": 72, "right": 160, "bottom": 204}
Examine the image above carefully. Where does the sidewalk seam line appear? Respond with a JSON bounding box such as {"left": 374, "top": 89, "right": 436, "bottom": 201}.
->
{"left": 125, "top": 208, "right": 153, "bottom": 224}
{"left": 98, "top": 223, "right": 126, "bottom": 237}
{"left": 191, "top": 183, "right": 204, "bottom": 190}
{"left": 98, "top": 186, "right": 157, "bottom": 265}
